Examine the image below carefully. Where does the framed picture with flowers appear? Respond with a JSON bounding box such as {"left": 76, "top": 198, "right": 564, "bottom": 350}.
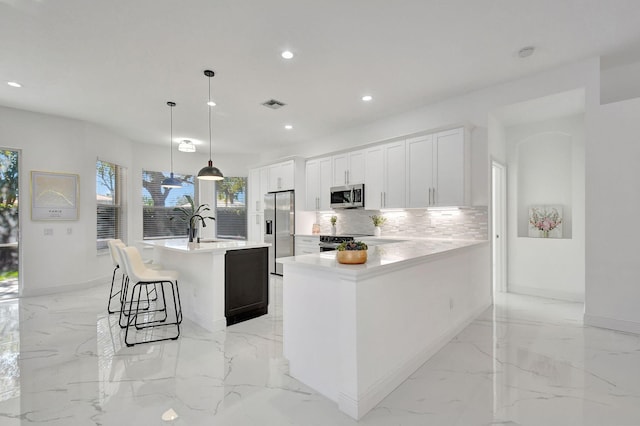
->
{"left": 528, "top": 205, "right": 562, "bottom": 238}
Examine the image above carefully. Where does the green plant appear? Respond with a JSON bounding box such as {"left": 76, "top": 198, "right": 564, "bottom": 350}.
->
{"left": 370, "top": 215, "right": 387, "bottom": 227}
{"left": 330, "top": 215, "right": 337, "bottom": 225}
{"left": 170, "top": 196, "right": 213, "bottom": 221}
{"left": 336, "top": 241, "right": 368, "bottom": 251}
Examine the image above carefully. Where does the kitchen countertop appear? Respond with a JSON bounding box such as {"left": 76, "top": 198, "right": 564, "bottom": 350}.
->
{"left": 142, "top": 238, "right": 270, "bottom": 254}
{"left": 279, "top": 238, "right": 488, "bottom": 278}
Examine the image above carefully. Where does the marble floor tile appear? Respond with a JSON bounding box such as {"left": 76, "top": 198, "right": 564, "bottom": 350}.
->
{"left": 0, "top": 281, "right": 639, "bottom": 425}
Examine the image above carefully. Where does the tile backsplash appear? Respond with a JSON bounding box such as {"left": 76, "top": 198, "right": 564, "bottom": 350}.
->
{"left": 315, "top": 207, "right": 488, "bottom": 240}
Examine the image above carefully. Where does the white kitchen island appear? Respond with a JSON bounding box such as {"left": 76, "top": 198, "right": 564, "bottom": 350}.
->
{"left": 279, "top": 239, "right": 490, "bottom": 420}
{"left": 143, "top": 238, "right": 270, "bottom": 332}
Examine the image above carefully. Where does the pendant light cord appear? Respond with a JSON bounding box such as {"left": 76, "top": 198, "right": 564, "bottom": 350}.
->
{"left": 208, "top": 75, "right": 213, "bottom": 161}
{"left": 170, "top": 103, "right": 174, "bottom": 172}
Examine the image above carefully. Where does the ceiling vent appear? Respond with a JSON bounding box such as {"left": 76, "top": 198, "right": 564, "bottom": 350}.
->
{"left": 261, "top": 99, "right": 286, "bottom": 110}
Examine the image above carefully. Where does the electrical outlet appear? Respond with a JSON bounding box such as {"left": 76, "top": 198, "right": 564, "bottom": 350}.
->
{"left": 449, "top": 297, "right": 454, "bottom": 310}
{"left": 44, "top": 228, "right": 53, "bottom": 236}
{"left": 67, "top": 227, "right": 72, "bottom": 235}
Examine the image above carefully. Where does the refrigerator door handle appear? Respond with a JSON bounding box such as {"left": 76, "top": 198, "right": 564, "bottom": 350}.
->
{"left": 265, "top": 220, "right": 273, "bottom": 235}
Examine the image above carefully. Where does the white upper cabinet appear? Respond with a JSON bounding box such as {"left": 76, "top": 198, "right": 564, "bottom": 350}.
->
{"left": 406, "top": 135, "right": 435, "bottom": 208}
{"left": 383, "top": 141, "right": 406, "bottom": 208}
{"left": 268, "top": 160, "right": 295, "bottom": 192}
{"left": 405, "top": 127, "right": 467, "bottom": 208}
{"left": 365, "top": 141, "right": 406, "bottom": 209}
{"left": 305, "top": 157, "right": 332, "bottom": 211}
{"left": 332, "top": 150, "right": 365, "bottom": 186}
{"left": 434, "top": 128, "right": 466, "bottom": 206}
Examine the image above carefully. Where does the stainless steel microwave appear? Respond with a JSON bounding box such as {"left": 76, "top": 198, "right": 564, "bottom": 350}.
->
{"left": 330, "top": 184, "right": 364, "bottom": 209}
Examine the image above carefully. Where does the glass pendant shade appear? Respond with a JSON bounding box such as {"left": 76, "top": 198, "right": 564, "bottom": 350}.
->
{"left": 198, "top": 69, "right": 224, "bottom": 181}
{"left": 161, "top": 101, "right": 182, "bottom": 189}
{"left": 178, "top": 140, "right": 196, "bottom": 153}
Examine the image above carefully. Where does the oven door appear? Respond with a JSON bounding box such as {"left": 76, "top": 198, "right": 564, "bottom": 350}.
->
{"left": 319, "top": 244, "right": 337, "bottom": 252}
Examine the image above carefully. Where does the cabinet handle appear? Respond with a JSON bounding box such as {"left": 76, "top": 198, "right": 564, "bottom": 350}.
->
{"left": 383, "top": 192, "right": 386, "bottom": 207}
{"left": 256, "top": 215, "right": 260, "bottom": 225}
{"left": 344, "top": 171, "right": 347, "bottom": 185}
{"left": 256, "top": 200, "right": 260, "bottom": 211}
{"left": 429, "top": 187, "right": 432, "bottom": 205}
{"left": 316, "top": 197, "right": 319, "bottom": 211}
{"left": 380, "top": 192, "right": 383, "bottom": 207}
{"left": 346, "top": 170, "right": 350, "bottom": 184}
{"left": 433, "top": 187, "right": 436, "bottom": 205}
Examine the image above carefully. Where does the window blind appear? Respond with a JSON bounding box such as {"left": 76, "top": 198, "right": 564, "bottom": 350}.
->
{"left": 142, "top": 170, "right": 195, "bottom": 239}
{"left": 96, "top": 160, "right": 127, "bottom": 251}
{"left": 215, "top": 177, "right": 247, "bottom": 240}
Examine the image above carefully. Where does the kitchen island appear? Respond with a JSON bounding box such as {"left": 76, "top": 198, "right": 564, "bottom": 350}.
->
{"left": 278, "top": 238, "right": 490, "bottom": 420}
{"left": 143, "top": 238, "right": 270, "bottom": 332}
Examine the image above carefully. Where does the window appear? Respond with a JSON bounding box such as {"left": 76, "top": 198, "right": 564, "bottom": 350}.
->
{"left": 142, "top": 170, "right": 195, "bottom": 239}
{"left": 96, "top": 160, "right": 127, "bottom": 251}
{"left": 215, "top": 177, "right": 247, "bottom": 240}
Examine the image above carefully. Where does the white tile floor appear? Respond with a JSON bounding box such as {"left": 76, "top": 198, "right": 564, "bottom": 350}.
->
{"left": 1, "top": 277, "right": 640, "bottom": 425}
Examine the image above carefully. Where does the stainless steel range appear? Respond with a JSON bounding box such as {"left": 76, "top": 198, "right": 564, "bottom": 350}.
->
{"left": 319, "top": 234, "right": 372, "bottom": 251}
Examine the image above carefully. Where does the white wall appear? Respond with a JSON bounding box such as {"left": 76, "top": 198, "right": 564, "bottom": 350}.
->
{"left": 506, "top": 115, "right": 585, "bottom": 302}
{"left": 585, "top": 96, "right": 640, "bottom": 332}
{"left": 0, "top": 105, "right": 257, "bottom": 296}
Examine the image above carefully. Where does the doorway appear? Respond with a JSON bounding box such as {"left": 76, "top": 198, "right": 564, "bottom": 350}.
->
{"left": 492, "top": 160, "right": 507, "bottom": 295}
{"left": 0, "top": 149, "right": 20, "bottom": 299}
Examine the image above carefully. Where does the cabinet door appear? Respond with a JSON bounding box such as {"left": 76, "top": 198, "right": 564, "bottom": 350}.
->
{"left": 434, "top": 128, "right": 465, "bottom": 206}
{"left": 248, "top": 212, "right": 264, "bottom": 243}
{"left": 305, "top": 160, "right": 320, "bottom": 211}
{"left": 348, "top": 150, "right": 366, "bottom": 184}
{"left": 259, "top": 167, "right": 269, "bottom": 209}
{"left": 318, "top": 157, "right": 333, "bottom": 210}
{"left": 268, "top": 163, "right": 281, "bottom": 192}
{"left": 248, "top": 168, "right": 261, "bottom": 214}
{"left": 364, "top": 146, "right": 384, "bottom": 210}
{"left": 279, "top": 160, "right": 295, "bottom": 190}
{"left": 332, "top": 154, "right": 348, "bottom": 186}
{"left": 383, "top": 141, "right": 406, "bottom": 208}
{"left": 405, "top": 135, "right": 434, "bottom": 208}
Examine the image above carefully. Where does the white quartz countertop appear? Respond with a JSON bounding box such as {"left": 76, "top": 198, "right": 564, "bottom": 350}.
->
{"left": 142, "top": 238, "right": 270, "bottom": 254}
{"left": 279, "top": 238, "right": 488, "bottom": 278}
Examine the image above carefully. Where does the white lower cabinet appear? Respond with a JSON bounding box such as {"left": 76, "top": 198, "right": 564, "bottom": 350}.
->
{"left": 295, "top": 235, "right": 320, "bottom": 255}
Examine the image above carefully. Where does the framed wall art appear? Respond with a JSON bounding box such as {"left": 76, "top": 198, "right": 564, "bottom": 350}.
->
{"left": 31, "top": 171, "right": 79, "bottom": 220}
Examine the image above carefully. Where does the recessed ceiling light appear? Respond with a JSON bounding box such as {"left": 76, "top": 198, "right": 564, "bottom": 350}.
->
{"left": 207, "top": 101, "right": 216, "bottom": 106}
{"left": 7, "top": 81, "right": 21, "bottom": 88}
{"left": 362, "top": 95, "right": 373, "bottom": 102}
{"left": 284, "top": 124, "right": 293, "bottom": 130}
{"left": 518, "top": 46, "right": 535, "bottom": 58}
{"left": 281, "top": 50, "right": 294, "bottom": 59}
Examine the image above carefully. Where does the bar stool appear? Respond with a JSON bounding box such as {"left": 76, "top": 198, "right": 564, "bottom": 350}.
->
{"left": 106, "top": 239, "right": 126, "bottom": 314}
{"left": 118, "top": 246, "right": 182, "bottom": 346}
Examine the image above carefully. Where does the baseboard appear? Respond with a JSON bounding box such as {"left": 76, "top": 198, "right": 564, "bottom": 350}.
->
{"left": 339, "top": 300, "right": 491, "bottom": 420}
{"left": 584, "top": 314, "right": 640, "bottom": 335}
{"left": 508, "top": 284, "right": 584, "bottom": 303}
{"left": 21, "top": 275, "right": 108, "bottom": 298}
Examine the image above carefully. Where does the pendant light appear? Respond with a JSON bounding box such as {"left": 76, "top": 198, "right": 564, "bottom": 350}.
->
{"left": 178, "top": 139, "right": 196, "bottom": 153}
{"left": 197, "top": 69, "right": 224, "bottom": 181}
{"left": 161, "top": 101, "right": 182, "bottom": 188}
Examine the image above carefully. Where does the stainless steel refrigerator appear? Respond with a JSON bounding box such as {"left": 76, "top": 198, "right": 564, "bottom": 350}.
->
{"left": 264, "top": 191, "right": 295, "bottom": 275}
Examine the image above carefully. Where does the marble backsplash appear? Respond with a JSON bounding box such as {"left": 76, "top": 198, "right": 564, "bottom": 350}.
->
{"left": 314, "top": 207, "right": 488, "bottom": 240}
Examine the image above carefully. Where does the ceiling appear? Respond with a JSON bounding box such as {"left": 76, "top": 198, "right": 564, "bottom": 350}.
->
{"left": 1, "top": 0, "right": 640, "bottom": 155}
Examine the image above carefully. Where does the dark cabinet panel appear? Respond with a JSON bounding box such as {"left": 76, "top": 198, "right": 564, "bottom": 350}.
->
{"left": 225, "top": 247, "right": 269, "bottom": 325}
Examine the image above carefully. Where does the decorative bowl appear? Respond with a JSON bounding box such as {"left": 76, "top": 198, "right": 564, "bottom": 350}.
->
{"left": 336, "top": 250, "right": 367, "bottom": 264}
